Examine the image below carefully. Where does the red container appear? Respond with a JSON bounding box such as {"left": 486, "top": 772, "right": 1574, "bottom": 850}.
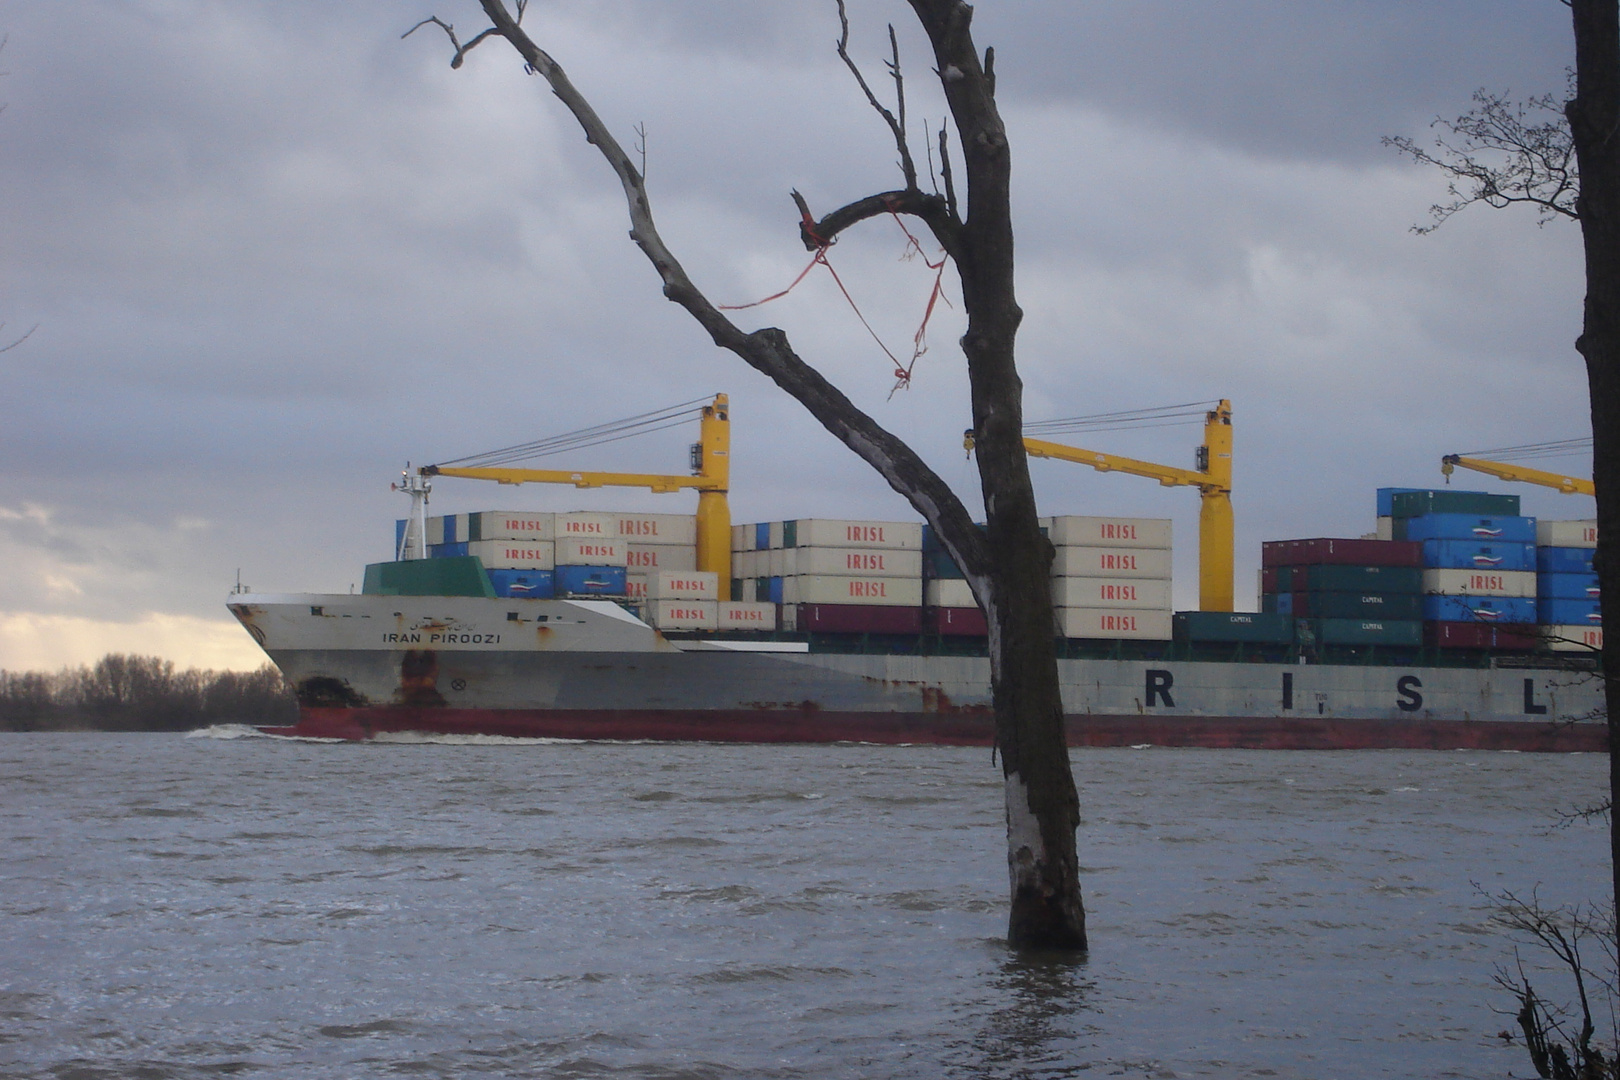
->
{"left": 1261, "top": 538, "right": 1423, "bottom": 568}
{"left": 793, "top": 603, "right": 923, "bottom": 634}
{"left": 930, "top": 606, "right": 988, "bottom": 636}
{"left": 1423, "top": 621, "right": 1539, "bottom": 650}
{"left": 1261, "top": 567, "right": 1280, "bottom": 594}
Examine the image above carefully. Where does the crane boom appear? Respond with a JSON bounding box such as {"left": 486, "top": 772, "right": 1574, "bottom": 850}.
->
{"left": 974, "top": 400, "right": 1234, "bottom": 612}
{"left": 1440, "top": 454, "right": 1594, "bottom": 497}
{"left": 420, "top": 394, "right": 734, "bottom": 598}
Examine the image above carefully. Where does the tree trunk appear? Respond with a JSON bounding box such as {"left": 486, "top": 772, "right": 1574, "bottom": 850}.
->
{"left": 1566, "top": 0, "right": 1620, "bottom": 915}
{"left": 458, "top": 0, "right": 1086, "bottom": 950}
{"left": 905, "top": 0, "right": 1085, "bottom": 950}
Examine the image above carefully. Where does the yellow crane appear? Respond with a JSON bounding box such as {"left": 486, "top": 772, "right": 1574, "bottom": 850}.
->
{"left": 968, "top": 400, "right": 1235, "bottom": 612}
{"left": 421, "top": 394, "right": 734, "bottom": 598}
{"left": 1440, "top": 451, "right": 1594, "bottom": 497}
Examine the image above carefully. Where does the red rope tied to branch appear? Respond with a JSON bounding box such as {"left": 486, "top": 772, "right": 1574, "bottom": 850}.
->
{"left": 719, "top": 207, "right": 951, "bottom": 395}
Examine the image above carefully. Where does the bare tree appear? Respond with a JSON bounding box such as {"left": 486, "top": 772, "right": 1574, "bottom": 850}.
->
{"left": 1383, "top": 81, "right": 1578, "bottom": 233}
{"left": 407, "top": 0, "right": 1086, "bottom": 949}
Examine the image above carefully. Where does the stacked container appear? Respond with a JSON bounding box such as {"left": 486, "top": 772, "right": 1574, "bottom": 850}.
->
{"left": 1048, "top": 516, "right": 1174, "bottom": 640}
{"left": 920, "top": 525, "right": 983, "bottom": 636}
{"left": 741, "top": 519, "right": 924, "bottom": 633}
{"left": 616, "top": 511, "right": 698, "bottom": 605}
{"left": 1388, "top": 491, "right": 1538, "bottom": 649}
{"left": 551, "top": 512, "right": 628, "bottom": 597}
{"left": 445, "top": 510, "right": 557, "bottom": 600}
{"left": 1537, "top": 519, "right": 1602, "bottom": 652}
{"left": 1259, "top": 538, "right": 1424, "bottom": 649}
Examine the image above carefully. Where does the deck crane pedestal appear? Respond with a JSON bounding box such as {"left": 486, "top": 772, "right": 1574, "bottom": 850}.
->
{"left": 417, "top": 394, "right": 734, "bottom": 599}
{"left": 971, "top": 400, "right": 1235, "bottom": 612}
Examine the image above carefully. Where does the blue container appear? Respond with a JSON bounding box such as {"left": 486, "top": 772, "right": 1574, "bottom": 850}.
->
{"left": 1539, "top": 572, "right": 1601, "bottom": 600}
{"left": 1264, "top": 592, "right": 1294, "bottom": 615}
{"left": 443, "top": 515, "right": 458, "bottom": 544}
{"left": 554, "top": 565, "right": 627, "bottom": 596}
{"left": 1538, "top": 546, "right": 1597, "bottom": 574}
{"left": 487, "top": 569, "right": 555, "bottom": 599}
{"left": 1539, "top": 598, "right": 1603, "bottom": 625}
{"left": 1396, "top": 514, "right": 1536, "bottom": 544}
{"left": 1422, "top": 595, "right": 1538, "bottom": 623}
{"left": 755, "top": 522, "right": 771, "bottom": 550}
{"left": 768, "top": 576, "right": 784, "bottom": 604}
{"left": 429, "top": 541, "right": 469, "bottom": 559}
{"left": 1419, "top": 540, "right": 1535, "bottom": 571}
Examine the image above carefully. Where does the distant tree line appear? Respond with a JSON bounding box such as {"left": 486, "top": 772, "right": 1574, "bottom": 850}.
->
{"left": 0, "top": 654, "right": 297, "bottom": 731}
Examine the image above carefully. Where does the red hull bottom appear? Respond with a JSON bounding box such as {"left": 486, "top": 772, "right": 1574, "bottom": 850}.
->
{"left": 261, "top": 707, "right": 1608, "bottom": 752}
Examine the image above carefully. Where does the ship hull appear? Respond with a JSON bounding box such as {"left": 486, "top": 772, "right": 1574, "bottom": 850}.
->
{"left": 232, "top": 594, "right": 1608, "bottom": 752}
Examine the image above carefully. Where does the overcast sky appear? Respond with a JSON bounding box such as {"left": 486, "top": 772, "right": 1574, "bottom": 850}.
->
{"left": 0, "top": 1, "right": 1595, "bottom": 671}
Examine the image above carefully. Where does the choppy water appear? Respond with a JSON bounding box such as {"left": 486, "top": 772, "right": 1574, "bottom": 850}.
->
{"left": 0, "top": 732, "right": 1608, "bottom": 1079}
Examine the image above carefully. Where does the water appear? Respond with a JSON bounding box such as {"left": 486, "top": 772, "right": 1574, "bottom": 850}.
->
{"left": 0, "top": 732, "right": 1608, "bottom": 1079}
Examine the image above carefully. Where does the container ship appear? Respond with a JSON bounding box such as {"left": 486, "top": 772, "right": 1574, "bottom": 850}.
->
{"left": 231, "top": 398, "right": 1605, "bottom": 750}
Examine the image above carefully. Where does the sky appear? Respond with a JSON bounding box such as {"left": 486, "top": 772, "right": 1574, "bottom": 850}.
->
{"left": 0, "top": 1, "right": 1597, "bottom": 671}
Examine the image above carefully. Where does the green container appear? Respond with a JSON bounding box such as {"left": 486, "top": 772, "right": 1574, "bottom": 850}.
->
{"left": 1302, "top": 591, "right": 1423, "bottom": 619}
{"left": 1173, "top": 611, "right": 1295, "bottom": 644}
{"left": 1310, "top": 618, "right": 1422, "bottom": 646}
{"left": 362, "top": 556, "right": 496, "bottom": 598}
{"left": 1389, "top": 490, "right": 1520, "bottom": 519}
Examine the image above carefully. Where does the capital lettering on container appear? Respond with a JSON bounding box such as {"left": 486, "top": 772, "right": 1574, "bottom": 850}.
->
{"left": 846, "top": 525, "right": 887, "bottom": 543}
{"left": 1470, "top": 573, "right": 1505, "bottom": 591}
{"left": 628, "top": 550, "right": 659, "bottom": 568}
{"left": 620, "top": 520, "right": 660, "bottom": 537}
{"left": 848, "top": 580, "right": 889, "bottom": 598}
{"left": 502, "top": 518, "right": 547, "bottom": 533}
{"left": 846, "top": 553, "right": 886, "bottom": 571}
{"left": 1100, "top": 614, "right": 1138, "bottom": 632}
{"left": 1101, "top": 553, "right": 1138, "bottom": 571}
{"left": 565, "top": 520, "right": 606, "bottom": 536}
{"left": 1100, "top": 523, "right": 1138, "bottom": 540}
{"left": 1100, "top": 583, "right": 1138, "bottom": 601}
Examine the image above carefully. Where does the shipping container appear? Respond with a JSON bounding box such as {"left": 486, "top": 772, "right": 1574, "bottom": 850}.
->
{"left": 1542, "top": 624, "right": 1604, "bottom": 652}
{"left": 1376, "top": 487, "right": 1428, "bottom": 517}
{"left": 425, "top": 513, "right": 467, "bottom": 547}
{"left": 925, "top": 579, "right": 977, "bottom": 608}
{"left": 645, "top": 599, "right": 718, "bottom": 631}
{"left": 731, "top": 523, "right": 750, "bottom": 553}
{"left": 1419, "top": 539, "right": 1536, "bottom": 571}
{"left": 781, "top": 575, "right": 924, "bottom": 607}
{"left": 553, "top": 565, "right": 628, "bottom": 596}
{"left": 781, "top": 519, "right": 924, "bottom": 550}
{"left": 626, "top": 574, "right": 649, "bottom": 602}
{"left": 486, "top": 569, "right": 555, "bottom": 599}
{"left": 717, "top": 601, "right": 777, "bottom": 631}
{"left": 362, "top": 556, "right": 495, "bottom": 599}
{"left": 1173, "top": 611, "right": 1295, "bottom": 644}
{"left": 625, "top": 544, "right": 697, "bottom": 572}
{"left": 469, "top": 511, "right": 554, "bottom": 542}
{"left": 758, "top": 522, "right": 773, "bottom": 550}
{"left": 1268, "top": 591, "right": 1423, "bottom": 619}
{"left": 787, "top": 603, "right": 924, "bottom": 634}
{"left": 788, "top": 547, "right": 923, "bottom": 578}
{"left": 1395, "top": 514, "right": 1537, "bottom": 544}
{"left": 645, "top": 570, "right": 719, "bottom": 601}
{"left": 1051, "top": 546, "right": 1173, "bottom": 579}
{"left": 1537, "top": 519, "right": 1599, "bottom": 548}
{"left": 765, "top": 577, "right": 783, "bottom": 604}
{"left": 556, "top": 512, "right": 618, "bottom": 539}
{"left": 1539, "top": 598, "right": 1603, "bottom": 625}
{"left": 1051, "top": 577, "right": 1173, "bottom": 610}
{"left": 465, "top": 539, "right": 555, "bottom": 570}
{"left": 1389, "top": 490, "right": 1520, "bottom": 518}
{"left": 1375, "top": 516, "right": 1394, "bottom": 541}
{"left": 1421, "top": 595, "right": 1538, "bottom": 623}
{"left": 1046, "top": 515, "right": 1172, "bottom": 549}
{"left": 1538, "top": 546, "right": 1597, "bottom": 574}
{"left": 615, "top": 512, "right": 698, "bottom": 546}
{"left": 555, "top": 537, "right": 628, "bottom": 567}
{"left": 1538, "top": 572, "right": 1601, "bottom": 600}
{"left": 1266, "top": 564, "right": 1423, "bottom": 593}
{"left": 428, "top": 542, "right": 470, "bottom": 559}
{"left": 1421, "top": 569, "right": 1537, "bottom": 598}
{"left": 930, "top": 607, "right": 988, "bottom": 636}
{"left": 1424, "top": 621, "right": 1539, "bottom": 651}
{"left": 1261, "top": 538, "right": 1423, "bottom": 568}
{"left": 1057, "top": 608, "right": 1173, "bottom": 640}
{"left": 1309, "top": 618, "right": 1423, "bottom": 646}
{"left": 924, "top": 548, "right": 966, "bottom": 579}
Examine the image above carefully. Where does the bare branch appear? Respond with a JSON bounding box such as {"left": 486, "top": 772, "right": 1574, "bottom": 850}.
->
{"left": 1384, "top": 82, "right": 1580, "bottom": 233}
{"left": 835, "top": 0, "right": 917, "bottom": 188}
{"left": 937, "top": 121, "right": 958, "bottom": 220}
{"left": 634, "top": 121, "right": 648, "bottom": 183}
{"left": 435, "top": 0, "right": 988, "bottom": 581}
{"left": 401, "top": 16, "right": 499, "bottom": 69}
{"left": 792, "top": 187, "right": 958, "bottom": 259}
{"left": 0, "top": 322, "right": 36, "bottom": 353}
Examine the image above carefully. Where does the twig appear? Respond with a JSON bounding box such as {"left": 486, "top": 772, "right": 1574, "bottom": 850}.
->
{"left": 835, "top": 0, "right": 916, "bottom": 188}
{"left": 402, "top": 16, "right": 499, "bottom": 69}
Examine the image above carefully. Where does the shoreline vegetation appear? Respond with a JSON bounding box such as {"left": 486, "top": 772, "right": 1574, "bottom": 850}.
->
{"left": 0, "top": 654, "right": 296, "bottom": 732}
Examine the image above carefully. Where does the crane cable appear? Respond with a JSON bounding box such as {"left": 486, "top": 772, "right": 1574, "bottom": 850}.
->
{"left": 1456, "top": 437, "right": 1593, "bottom": 463}
{"left": 433, "top": 396, "right": 715, "bottom": 469}
{"left": 1025, "top": 400, "right": 1221, "bottom": 438}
